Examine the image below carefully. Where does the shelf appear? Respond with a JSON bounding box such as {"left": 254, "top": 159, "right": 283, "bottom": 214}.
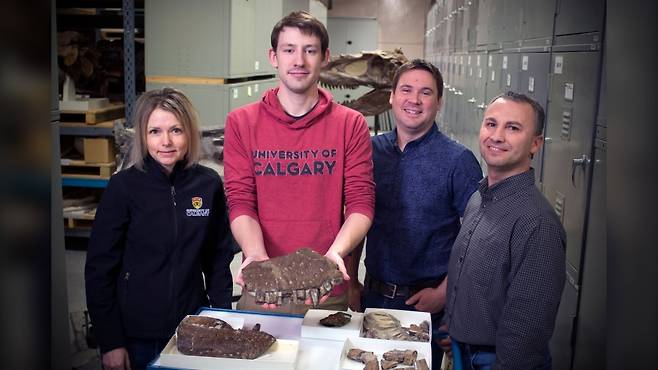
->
{"left": 62, "top": 177, "right": 109, "bottom": 188}
{"left": 60, "top": 121, "right": 115, "bottom": 136}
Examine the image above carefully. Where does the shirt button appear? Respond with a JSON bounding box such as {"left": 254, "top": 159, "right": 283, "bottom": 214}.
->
{"left": 459, "top": 256, "right": 464, "bottom": 262}
{"left": 468, "top": 230, "right": 473, "bottom": 235}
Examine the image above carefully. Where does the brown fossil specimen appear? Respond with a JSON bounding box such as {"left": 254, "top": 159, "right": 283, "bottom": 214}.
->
{"left": 382, "top": 349, "right": 418, "bottom": 365}
{"left": 362, "top": 311, "right": 430, "bottom": 342}
{"left": 347, "top": 348, "right": 379, "bottom": 370}
{"left": 176, "top": 315, "right": 276, "bottom": 359}
{"left": 319, "top": 312, "right": 352, "bottom": 327}
{"left": 242, "top": 248, "right": 343, "bottom": 306}
{"left": 416, "top": 358, "right": 430, "bottom": 370}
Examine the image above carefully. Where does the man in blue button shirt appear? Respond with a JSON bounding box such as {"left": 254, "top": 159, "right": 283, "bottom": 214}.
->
{"left": 347, "top": 59, "right": 483, "bottom": 368}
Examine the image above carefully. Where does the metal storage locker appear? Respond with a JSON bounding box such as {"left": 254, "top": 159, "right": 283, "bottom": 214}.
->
{"left": 551, "top": 264, "right": 580, "bottom": 370}
{"left": 487, "top": 0, "right": 505, "bottom": 46}
{"left": 554, "top": 0, "right": 604, "bottom": 36}
{"left": 572, "top": 136, "right": 606, "bottom": 370}
{"left": 521, "top": 0, "right": 557, "bottom": 41}
{"left": 145, "top": 0, "right": 277, "bottom": 79}
{"left": 484, "top": 53, "right": 503, "bottom": 103}
{"left": 454, "top": 0, "right": 466, "bottom": 52}
{"left": 475, "top": 0, "right": 492, "bottom": 47}
{"left": 541, "top": 51, "right": 601, "bottom": 276}
{"left": 502, "top": 0, "right": 523, "bottom": 42}
{"left": 464, "top": 0, "right": 479, "bottom": 52}
{"left": 146, "top": 78, "right": 278, "bottom": 129}
{"left": 500, "top": 53, "right": 520, "bottom": 92}
{"left": 326, "top": 17, "right": 378, "bottom": 128}
{"left": 254, "top": 0, "right": 283, "bottom": 75}
{"left": 518, "top": 52, "right": 551, "bottom": 183}
{"left": 471, "top": 52, "right": 488, "bottom": 167}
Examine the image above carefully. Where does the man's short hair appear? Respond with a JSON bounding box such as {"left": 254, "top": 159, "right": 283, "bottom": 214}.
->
{"left": 392, "top": 59, "right": 444, "bottom": 99}
{"left": 271, "top": 11, "right": 329, "bottom": 57}
{"left": 490, "top": 91, "right": 545, "bottom": 136}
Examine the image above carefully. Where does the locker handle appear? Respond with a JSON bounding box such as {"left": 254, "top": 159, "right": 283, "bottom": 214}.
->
{"left": 468, "top": 98, "right": 476, "bottom": 103}
{"left": 456, "top": 90, "right": 463, "bottom": 95}
{"left": 571, "top": 154, "right": 590, "bottom": 187}
{"left": 477, "top": 103, "right": 486, "bottom": 110}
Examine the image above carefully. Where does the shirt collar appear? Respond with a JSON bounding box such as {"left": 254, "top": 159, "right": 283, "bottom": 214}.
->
{"left": 478, "top": 168, "right": 536, "bottom": 203}
{"left": 388, "top": 122, "right": 439, "bottom": 148}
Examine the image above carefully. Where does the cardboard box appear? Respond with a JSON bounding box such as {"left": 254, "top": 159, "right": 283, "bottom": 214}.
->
{"left": 83, "top": 137, "right": 115, "bottom": 163}
{"left": 339, "top": 336, "right": 432, "bottom": 370}
{"left": 301, "top": 309, "right": 363, "bottom": 341}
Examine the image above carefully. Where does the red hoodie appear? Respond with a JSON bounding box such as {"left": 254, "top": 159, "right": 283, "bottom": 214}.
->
{"left": 224, "top": 87, "right": 375, "bottom": 294}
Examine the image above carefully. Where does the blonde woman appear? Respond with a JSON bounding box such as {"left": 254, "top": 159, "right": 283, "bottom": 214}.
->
{"left": 85, "top": 88, "right": 233, "bottom": 370}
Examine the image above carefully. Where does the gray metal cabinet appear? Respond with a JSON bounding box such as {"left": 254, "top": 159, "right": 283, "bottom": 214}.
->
{"left": 555, "top": 0, "right": 604, "bottom": 36}
{"left": 254, "top": 0, "right": 282, "bottom": 75}
{"left": 518, "top": 52, "right": 550, "bottom": 182}
{"left": 146, "top": 78, "right": 278, "bottom": 129}
{"left": 464, "top": 0, "right": 479, "bottom": 51}
{"left": 484, "top": 52, "right": 503, "bottom": 103}
{"left": 326, "top": 16, "right": 378, "bottom": 128}
{"left": 572, "top": 140, "right": 606, "bottom": 370}
{"left": 542, "top": 51, "right": 601, "bottom": 274}
{"left": 475, "top": 0, "right": 492, "bottom": 47}
{"left": 521, "top": 0, "right": 557, "bottom": 41}
{"left": 145, "top": 0, "right": 280, "bottom": 79}
{"left": 500, "top": 53, "right": 520, "bottom": 92}
{"left": 502, "top": 0, "right": 523, "bottom": 42}
{"left": 487, "top": 0, "right": 505, "bottom": 45}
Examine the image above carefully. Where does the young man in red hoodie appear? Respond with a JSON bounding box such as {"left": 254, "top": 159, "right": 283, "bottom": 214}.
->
{"left": 223, "top": 11, "right": 375, "bottom": 314}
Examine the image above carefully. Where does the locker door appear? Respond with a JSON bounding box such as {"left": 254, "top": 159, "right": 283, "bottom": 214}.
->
{"left": 454, "top": 0, "right": 466, "bottom": 52}
{"left": 254, "top": 0, "right": 282, "bottom": 75}
{"left": 542, "top": 51, "right": 600, "bottom": 277}
{"left": 572, "top": 140, "right": 606, "bottom": 370}
{"left": 472, "top": 52, "right": 488, "bottom": 169}
{"left": 454, "top": 54, "right": 467, "bottom": 144}
{"left": 229, "top": 0, "right": 256, "bottom": 76}
{"left": 488, "top": 0, "right": 505, "bottom": 44}
{"left": 501, "top": 53, "right": 520, "bottom": 92}
{"left": 462, "top": 53, "right": 477, "bottom": 155}
{"left": 484, "top": 53, "right": 503, "bottom": 103}
{"left": 555, "top": 0, "right": 604, "bottom": 36}
{"left": 502, "top": 0, "right": 523, "bottom": 42}
{"left": 475, "top": 0, "right": 491, "bottom": 46}
{"left": 326, "top": 17, "right": 378, "bottom": 127}
{"left": 522, "top": 0, "right": 557, "bottom": 40}
{"left": 519, "top": 53, "right": 551, "bottom": 183}
{"left": 463, "top": 0, "right": 478, "bottom": 51}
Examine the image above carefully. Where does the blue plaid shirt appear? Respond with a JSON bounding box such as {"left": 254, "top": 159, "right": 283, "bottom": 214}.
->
{"left": 364, "top": 124, "right": 483, "bottom": 285}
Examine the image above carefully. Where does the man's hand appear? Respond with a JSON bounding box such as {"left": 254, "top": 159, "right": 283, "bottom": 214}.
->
{"left": 325, "top": 249, "right": 350, "bottom": 282}
{"left": 404, "top": 285, "right": 446, "bottom": 313}
{"left": 437, "top": 325, "right": 452, "bottom": 358}
{"left": 236, "top": 254, "right": 278, "bottom": 309}
{"left": 102, "top": 347, "right": 131, "bottom": 370}
{"left": 405, "top": 278, "right": 447, "bottom": 313}
{"left": 347, "top": 280, "right": 364, "bottom": 312}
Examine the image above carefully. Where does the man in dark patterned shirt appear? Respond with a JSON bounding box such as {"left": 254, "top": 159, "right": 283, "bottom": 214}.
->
{"left": 442, "top": 92, "right": 566, "bottom": 369}
{"left": 347, "top": 59, "right": 483, "bottom": 369}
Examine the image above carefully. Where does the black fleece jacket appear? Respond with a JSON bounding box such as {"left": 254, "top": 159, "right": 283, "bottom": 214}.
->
{"left": 85, "top": 156, "right": 233, "bottom": 353}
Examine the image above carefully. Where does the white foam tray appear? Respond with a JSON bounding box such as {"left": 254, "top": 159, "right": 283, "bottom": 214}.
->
{"left": 301, "top": 309, "right": 364, "bottom": 341}
{"left": 361, "top": 308, "right": 432, "bottom": 341}
{"left": 338, "top": 336, "right": 432, "bottom": 370}
{"left": 159, "top": 335, "right": 299, "bottom": 370}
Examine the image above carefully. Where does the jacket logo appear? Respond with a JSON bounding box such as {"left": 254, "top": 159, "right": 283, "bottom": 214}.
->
{"left": 187, "top": 196, "right": 209, "bottom": 217}
{"left": 191, "top": 197, "right": 203, "bottom": 209}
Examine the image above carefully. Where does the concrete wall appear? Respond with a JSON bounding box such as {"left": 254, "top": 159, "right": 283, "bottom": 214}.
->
{"left": 329, "top": 0, "right": 430, "bottom": 59}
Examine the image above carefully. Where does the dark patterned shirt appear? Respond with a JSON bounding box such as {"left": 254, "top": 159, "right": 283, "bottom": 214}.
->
{"left": 445, "top": 169, "right": 566, "bottom": 369}
{"left": 365, "top": 124, "right": 482, "bottom": 284}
